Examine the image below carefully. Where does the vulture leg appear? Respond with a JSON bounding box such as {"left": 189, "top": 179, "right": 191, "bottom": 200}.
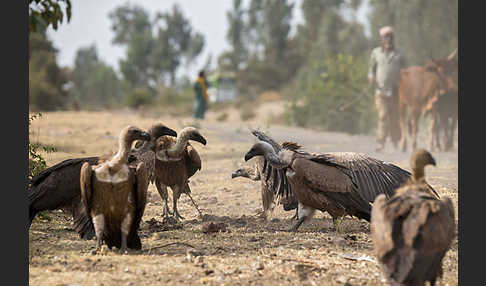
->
{"left": 155, "top": 178, "right": 172, "bottom": 219}
{"left": 290, "top": 208, "right": 298, "bottom": 220}
{"left": 172, "top": 185, "right": 185, "bottom": 221}
{"left": 92, "top": 214, "right": 105, "bottom": 250}
{"left": 119, "top": 213, "right": 133, "bottom": 254}
{"left": 290, "top": 204, "right": 315, "bottom": 232}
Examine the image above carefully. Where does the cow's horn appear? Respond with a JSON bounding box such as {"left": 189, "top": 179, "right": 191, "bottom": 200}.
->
{"left": 447, "top": 48, "right": 457, "bottom": 61}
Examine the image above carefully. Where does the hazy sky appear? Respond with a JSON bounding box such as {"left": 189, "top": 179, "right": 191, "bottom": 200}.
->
{"left": 47, "top": 0, "right": 370, "bottom": 78}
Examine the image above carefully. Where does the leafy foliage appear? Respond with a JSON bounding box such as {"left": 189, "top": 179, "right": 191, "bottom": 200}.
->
{"left": 69, "top": 45, "right": 123, "bottom": 109}
{"left": 29, "top": 113, "right": 56, "bottom": 183}
{"left": 368, "top": 0, "right": 458, "bottom": 65}
{"left": 29, "top": 27, "right": 70, "bottom": 111}
{"left": 109, "top": 3, "right": 205, "bottom": 90}
{"left": 29, "top": 0, "right": 72, "bottom": 32}
{"left": 286, "top": 54, "right": 376, "bottom": 134}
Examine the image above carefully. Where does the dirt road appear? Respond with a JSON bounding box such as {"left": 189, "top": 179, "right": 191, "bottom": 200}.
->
{"left": 29, "top": 108, "right": 458, "bottom": 286}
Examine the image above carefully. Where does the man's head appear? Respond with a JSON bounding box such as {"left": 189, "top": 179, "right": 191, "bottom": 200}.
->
{"left": 198, "top": 70, "right": 205, "bottom": 78}
{"left": 379, "top": 26, "right": 394, "bottom": 50}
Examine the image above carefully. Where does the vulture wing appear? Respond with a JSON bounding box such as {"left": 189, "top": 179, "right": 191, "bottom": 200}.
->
{"left": 371, "top": 191, "right": 455, "bottom": 283}
{"left": 128, "top": 162, "right": 149, "bottom": 250}
{"left": 30, "top": 156, "right": 99, "bottom": 187}
{"left": 310, "top": 152, "right": 411, "bottom": 201}
{"left": 79, "top": 162, "right": 94, "bottom": 215}
{"left": 185, "top": 143, "right": 202, "bottom": 178}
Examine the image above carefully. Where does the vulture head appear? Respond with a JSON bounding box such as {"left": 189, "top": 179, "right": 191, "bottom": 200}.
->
{"left": 231, "top": 167, "right": 250, "bottom": 179}
{"left": 121, "top": 125, "right": 151, "bottom": 146}
{"left": 244, "top": 141, "right": 275, "bottom": 162}
{"left": 410, "top": 148, "right": 436, "bottom": 182}
{"left": 135, "top": 123, "right": 177, "bottom": 149}
{"left": 148, "top": 123, "right": 177, "bottom": 139}
{"left": 181, "top": 127, "right": 207, "bottom": 145}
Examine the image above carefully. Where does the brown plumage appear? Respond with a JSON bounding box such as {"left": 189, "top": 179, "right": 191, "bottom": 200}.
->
{"left": 245, "top": 131, "right": 414, "bottom": 231}
{"left": 231, "top": 156, "right": 298, "bottom": 219}
{"left": 28, "top": 123, "right": 177, "bottom": 240}
{"left": 28, "top": 156, "right": 99, "bottom": 239}
{"left": 371, "top": 149, "right": 455, "bottom": 286}
{"left": 80, "top": 126, "right": 152, "bottom": 252}
{"left": 153, "top": 127, "right": 206, "bottom": 220}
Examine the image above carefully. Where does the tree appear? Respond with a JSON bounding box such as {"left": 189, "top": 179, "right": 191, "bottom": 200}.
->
{"left": 29, "top": 25, "right": 69, "bottom": 111}
{"left": 109, "top": 3, "right": 205, "bottom": 89}
{"left": 368, "top": 0, "right": 458, "bottom": 65}
{"left": 225, "top": 0, "right": 248, "bottom": 71}
{"left": 29, "top": 0, "right": 72, "bottom": 32}
{"left": 69, "top": 45, "right": 123, "bottom": 109}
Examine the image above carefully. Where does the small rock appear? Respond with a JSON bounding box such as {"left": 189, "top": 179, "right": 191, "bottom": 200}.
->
{"left": 271, "top": 218, "right": 280, "bottom": 223}
{"left": 254, "top": 262, "right": 264, "bottom": 270}
{"left": 337, "top": 276, "right": 348, "bottom": 284}
{"left": 124, "top": 267, "right": 129, "bottom": 273}
{"left": 204, "top": 269, "right": 214, "bottom": 275}
{"left": 194, "top": 256, "right": 204, "bottom": 265}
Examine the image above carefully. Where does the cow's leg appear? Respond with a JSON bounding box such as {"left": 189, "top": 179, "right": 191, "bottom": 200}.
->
{"left": 399, "top": 103, "right": 408, "bottom": 152}
{"left": 428, "top": 111, "right": 439, "bottom": 151}
{"left": 410, "top": 110, "right": 420, "bottom": 150}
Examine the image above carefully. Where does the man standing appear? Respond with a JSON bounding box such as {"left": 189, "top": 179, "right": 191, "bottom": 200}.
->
{"left": 193, "top": 70, "right": 210, "bottom": 120}
{"left": 368, "top": 26, "right": 406, "bottom": 152}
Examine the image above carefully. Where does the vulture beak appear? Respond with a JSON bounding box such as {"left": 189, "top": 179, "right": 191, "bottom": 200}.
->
{"left": 161, "top": 127, "right": 177, "bottom": 138}
{"left": 244, "top": 150, "right": 256, "bottom": 162}
{"left": 430, "top": 157, "right": 437, "bottom": 166}
{"left": 231, "top": 172, "right": 238, "bottom": 179}
{"left": 192, "top": 133, "right": 207, "bottom": 145}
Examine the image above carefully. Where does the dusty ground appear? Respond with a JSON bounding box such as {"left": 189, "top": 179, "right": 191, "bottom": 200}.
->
{"left": 29, "top": 103, "right": 458, "bottom": 286}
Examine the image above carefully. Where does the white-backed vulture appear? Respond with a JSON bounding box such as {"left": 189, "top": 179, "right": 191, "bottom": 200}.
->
{"left": 80, "top": 126, "right": 152, "bottom": 252}
{"left": 153, "top": 127, "right": 207, "bottom": 220}
{"left": 28, "top": 123, "right": 177, "bottom": 240}
{"left": 244, "top": 132, "right": 417, "bottom": 231}
{"left": 231, "top": 157, "right": 299, "bottom": 219}
{"left": 371, "top": 149, "right": 455, "bottom": 286}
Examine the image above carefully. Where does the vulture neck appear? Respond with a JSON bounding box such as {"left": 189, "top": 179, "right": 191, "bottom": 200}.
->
{"left": 166, "top": 132, "right": 189, "bottom": 157}
{"left": 108, "top": 138, "right": 132, "bottom": 171}
{"left": 264, "top": 149, "right": 292, "bottom": 170}
{"left": 411, "top": 166, "right": 426, "bottom": 183}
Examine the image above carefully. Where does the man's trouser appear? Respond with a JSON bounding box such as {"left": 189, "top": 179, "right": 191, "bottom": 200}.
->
{"left": 375, "top": 94, "right": 401, "bottom": 146}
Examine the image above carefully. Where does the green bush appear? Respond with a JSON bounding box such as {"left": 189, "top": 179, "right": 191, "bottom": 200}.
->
{"left": 286, "top": 53, "right": 376, "bottom": 135}
{"left": 124, "top": 87, "right": 154, "bottom": 108}
{"left": 29, "top": 113, "right": 56, "bottom": 183}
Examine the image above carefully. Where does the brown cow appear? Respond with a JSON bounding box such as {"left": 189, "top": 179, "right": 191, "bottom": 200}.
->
{"left": 398, "top": 49, "right": 458, "bottom": 152}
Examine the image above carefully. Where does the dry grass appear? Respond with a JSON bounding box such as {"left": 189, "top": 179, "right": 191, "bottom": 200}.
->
{"left": 29, "top": 109, "right": 458, "bottom": 286}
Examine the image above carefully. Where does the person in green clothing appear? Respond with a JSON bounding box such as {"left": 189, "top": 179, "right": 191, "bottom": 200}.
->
{"left": 193, "top": 70, "right": 210, "bottom": 120}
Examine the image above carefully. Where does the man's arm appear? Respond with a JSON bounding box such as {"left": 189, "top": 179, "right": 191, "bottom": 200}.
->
{"left": 368, "top": 49, "right": 377, "bottom": 86}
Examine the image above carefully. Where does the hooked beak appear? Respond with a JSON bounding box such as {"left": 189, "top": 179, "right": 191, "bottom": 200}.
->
{"left": 431, "top": 157, "right": 437, "bottom": 166}
{"left": 192, "top": 133, "right": 207, "bottom": 145}
{"left": 231, "top": 172, "right": 238, "bottom": 179}
{"left": 244, "top": 151, "right": 255, "bottom": 162}
{"left": 162, "top": 127, "right": 177, "bottom": 138}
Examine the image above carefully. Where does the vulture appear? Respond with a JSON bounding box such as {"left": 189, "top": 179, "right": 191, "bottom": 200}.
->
{"left": 231, "top": 157, "right": 299, "bottom": 219}
{"left": 80, "top": 125, "right": 153, "bottom": 252}
{"left": 153, "top": 126, "right": 207, "bottom": 220}
{"left": 371, "top": 149, "right": 455, "bottom": 286}
{"left": 244, "top": 130, "right": 417, "bottom": 231}
{"left": 28, "top": 123, "right": 177, "bottom": 240}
